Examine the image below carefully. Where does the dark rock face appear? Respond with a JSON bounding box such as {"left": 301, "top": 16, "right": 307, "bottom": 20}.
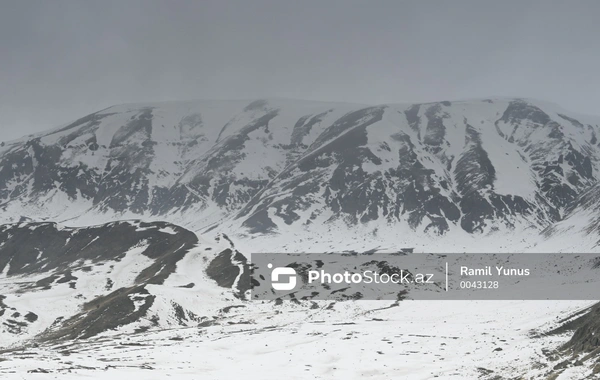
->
{"left": 498, "top": 100, "right": 551, "bottom": 131}
{"left": 404, "top": 104, "right": 421, "bottom": 137}
{"left": 205, "top": 247, "right": 251, "bottom": 298}
{"left": 563, "top": 302, "right": 600, "bottom": 353}
{"left": 1, "top": 98, "right": 599, "bottom": 236}
{"left": 391, "top": 132, "right": 460, "bottom": 234}
{"left": 0, "top": 221, "right": 196, "bottom": 279}
{"left": 423, "top": 104, "right": 447, "bottom": 147}
{"left": 455, "top": 124, "right": 497, "bottom": 232}
{"left": 206, "top": 249, "right": 241, "bottom": 288}
{"left": 43, "top": 286, "right": 157, "bottom": 341}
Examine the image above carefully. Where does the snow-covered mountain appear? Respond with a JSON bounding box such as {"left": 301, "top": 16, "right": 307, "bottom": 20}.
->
{"left": 2, "top": 98, "right": 600, "bottom": 251}
{"left": 2, "top": 97, "right": 600, "bottom": 378}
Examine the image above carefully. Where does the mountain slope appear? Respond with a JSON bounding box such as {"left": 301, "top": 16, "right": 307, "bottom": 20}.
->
{"left": 533, "top": 180, "right": 600, "bottom": 251}
{"left": 1, "top": 98, "right": 600, "bottom": 249}
{"left": 0, "top": 221, "right": 245, "bottom": 346}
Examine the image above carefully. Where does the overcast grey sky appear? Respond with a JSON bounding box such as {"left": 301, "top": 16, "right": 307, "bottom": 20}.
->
{"left": 1, "top": 0, "right": 600, "bottom": 141}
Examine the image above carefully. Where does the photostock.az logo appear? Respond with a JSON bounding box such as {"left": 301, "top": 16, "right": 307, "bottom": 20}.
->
{"left": 268, "top": 263, "right": 298, "bottom": 291}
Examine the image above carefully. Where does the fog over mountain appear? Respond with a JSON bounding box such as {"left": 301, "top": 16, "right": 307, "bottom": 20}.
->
{"left": 2, "top": 1, "right": 600, "bottom": 141}
{"left": 2, "top": 1, "right": 600, "bottom": 379}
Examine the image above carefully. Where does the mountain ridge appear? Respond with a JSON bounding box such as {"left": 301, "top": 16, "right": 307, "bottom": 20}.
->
{"left": 2, "top": 97, "right": 600, "bottom": 250}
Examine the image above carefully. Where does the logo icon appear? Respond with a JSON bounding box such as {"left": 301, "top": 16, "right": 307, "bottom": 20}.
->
{"left": 268, "top": 263, "right": 298, "bottom": 291}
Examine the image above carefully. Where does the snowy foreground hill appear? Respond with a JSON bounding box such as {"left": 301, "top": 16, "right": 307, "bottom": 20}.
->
{"left": 0, "top": 221, "right": 599, "bottom": 379}
{"left": 1, "top": 98, "right": 600, "bottom": 378}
